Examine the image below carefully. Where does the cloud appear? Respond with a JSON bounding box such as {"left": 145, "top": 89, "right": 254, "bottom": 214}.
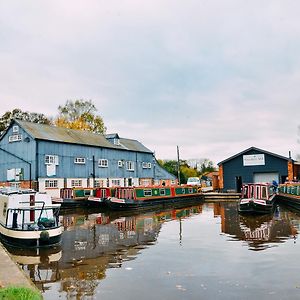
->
{"left": 0, "top": 0, "right": 299, "bottom": 164}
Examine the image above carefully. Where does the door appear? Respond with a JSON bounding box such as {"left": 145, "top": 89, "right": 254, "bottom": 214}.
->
{"left": 235, "top": 176, "right": 243, "bottom": 193}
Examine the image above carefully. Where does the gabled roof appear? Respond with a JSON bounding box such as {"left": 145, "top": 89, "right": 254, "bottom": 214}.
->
{"left": 8, "top": 120, "right": 153, "bottom": 153}
{"left": 218, "top": 146, "right": 291, "bottom": 165}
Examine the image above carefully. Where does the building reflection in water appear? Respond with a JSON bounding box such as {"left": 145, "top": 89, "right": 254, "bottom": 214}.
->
{"left": 5, "top": 202, "right": 300, "bottom": 298}
{"left": 4, "top": 205, "right": 203, "bottom": 298}
{"left": 214, "top": 202, "right": 300, "bottom": 251}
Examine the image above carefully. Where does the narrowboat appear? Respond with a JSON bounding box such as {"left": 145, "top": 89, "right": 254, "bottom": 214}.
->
{"left": 104, "top": 185, "right": 203, "bottom": 211}
{"left": 238, "top": 183, "right": 277, "bottom": 214}
{"left": 0, "top": 189, "right": 63, "bottom": 248}
{"left": 276, "top": 184, "right": 300, "bottom": 210}
{"left": 53, "top": 187, "right": 101, "bottom": 208}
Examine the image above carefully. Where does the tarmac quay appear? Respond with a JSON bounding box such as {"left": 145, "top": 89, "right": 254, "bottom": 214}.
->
{"left": 0, "top": 242, "right": 35, "bottom": 289}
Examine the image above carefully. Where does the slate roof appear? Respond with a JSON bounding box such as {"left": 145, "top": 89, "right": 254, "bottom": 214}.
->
{"left": 218, "top": 146, "right": 291, "bottom": 165}
{"left": 11, "top": 120, "right": 153, "bottom": 153}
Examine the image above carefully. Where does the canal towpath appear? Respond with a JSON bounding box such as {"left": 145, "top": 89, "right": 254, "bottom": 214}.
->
{"left": 0, "top": 242, "right": 35, "bottom": 289}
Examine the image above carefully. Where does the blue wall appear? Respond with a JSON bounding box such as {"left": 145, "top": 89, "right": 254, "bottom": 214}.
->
{"left": 0, "top": 124, "right": 36, "bottom": 181}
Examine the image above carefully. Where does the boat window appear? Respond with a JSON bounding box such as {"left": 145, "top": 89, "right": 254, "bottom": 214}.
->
{"left": 3, "top": 202, "right": 7, "bottom": 217}
{"left": 144, "top": 189, "right": 152, "bottom": 197}
{"left": 250, "top": 186, "right": 254, "bottom": 198}
{"left": 84, "top": 190, "right": 92, "bottom": 196}
{"left": 182, "top": 188, "right": 185, "bottom": 194}
{"left": 256, "top": 186, "right": 260, "bottom": 199}
{"left": 160, "top": 189, "right": 166, "bottom": 196}
{"left": 189, "top": 188, "right": 193, "bottom": 193}
{"left": 101, "top": 189, "right": 107, "bottom": 198}
{"left": 243, "top": 186, "right": 248, "bottom": 198}
{"left": 261, "top": 187, "right": 267, "bottom": 199}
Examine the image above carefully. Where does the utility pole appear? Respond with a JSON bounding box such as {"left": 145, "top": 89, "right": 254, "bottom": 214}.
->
{"left": 177, "top": 145, "right": 181, "bottom": 184}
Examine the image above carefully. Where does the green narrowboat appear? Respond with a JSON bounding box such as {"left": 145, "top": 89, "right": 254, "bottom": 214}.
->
{"left": 104, "top": 185, "right": 203, "bottom": 211}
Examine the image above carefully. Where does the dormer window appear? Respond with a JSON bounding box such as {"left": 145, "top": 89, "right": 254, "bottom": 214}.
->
{"left": 114, "top": 138, "right": 120, "bottom": 145}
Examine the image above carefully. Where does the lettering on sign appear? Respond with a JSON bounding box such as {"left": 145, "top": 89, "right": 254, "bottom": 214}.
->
{"left": 243, "top": 154, "right": 265, "bottom": 166}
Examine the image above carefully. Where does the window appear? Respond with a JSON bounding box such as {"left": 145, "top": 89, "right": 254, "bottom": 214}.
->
{"left": 12, "top": 125, "right": 19, "bottom": 133}
{"left": 45, "top": 155, "right": 59, "bottom": 165}
{"left": 114, "top": 138, "right": 120, "bottom": 145}
{"left": 261, "top": 187, "right": 267, "bottom": 199}
{"left": 98, "top": 159, "right": 108, "bottom": 168}
{"left": 9, "top": 182, "right": 20, "bottom": 189}
{"left": 94, "top": 180, "right": 106, "bottom": 188}
{"left": 126, "top": 161, "right": 135, "bottom": 171}
{"left": 142, "top": 162, "right": 152, "bottom": 169}
{"left": 112, "top": 179, "right": 121, "bottom": 186}
{"left": 45, "top": 180, "right": 58, "bottom": 188}
{"left": 71, "top": 180, "right": 82, "bottom": 187}
{"left": 8, "top": 134, "right": 22, "bottom": 142}
{"left": 160, "top": 189, "right": 166, "bottom": 196}
{"left": 144, "top": 189, "right": 152, "bottom": 196}
{"left": 74, "top": 157, "right": 86, "bottom": 164}
{"left": 118, "top": 160, "right": 123, "bottom": 167}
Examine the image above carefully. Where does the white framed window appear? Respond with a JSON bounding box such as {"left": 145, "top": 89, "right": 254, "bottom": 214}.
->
{"left": 142, "top": 162, "right": 152, "bottom": 169}
{"left": 71, "top": 179, "right": 82, "bottom": 187}
{"left": 12, "top": 125, "right": 19, "bottom": 133}
{"left": 10, "top": 182, "right": 20, "bottom": 189}
{"left": 8, "top": 134, "right": 22, "bottom": 142}
{"left": 144, "top": 189, "right": 152, "bottom": 196}
{"left": 45, "top": 180, "right": 58, "bottom": 188}
{"left": 126, "top": 161, "right": 135, "bottom": 171}
{"left": 45, "top": 155, "right": 59, "bottom": 165}
{"left": 114, "top": 138, "right": 120, "bottom": 145}
{"left": 118, "top": 160, "right": 123, "bottom": 167}
{"left": 160, "top": 189, "right": 166, "bottom": 196}
{"left": 112, "top": 179, "right": 121, "bottom": 186}
{"left": 74, "top": 157, "right": 86, "bottom": 164}
{"left": 98, "top": 159, "right": 108, "bottom": 168}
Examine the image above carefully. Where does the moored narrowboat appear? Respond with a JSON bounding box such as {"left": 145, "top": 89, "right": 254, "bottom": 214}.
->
{"left": 238, "top": 183, "right": 277, "bottom": 214}
{"left": 104, "top": 185, "right": 203, "bottom": 211}
{"left": 0, "top": 188, "right": 63, "bottom": 248}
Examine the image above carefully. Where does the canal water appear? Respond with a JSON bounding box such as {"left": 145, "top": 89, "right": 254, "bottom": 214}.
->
{"left": 4, "top": 201, "right": 300, "bottom": 299}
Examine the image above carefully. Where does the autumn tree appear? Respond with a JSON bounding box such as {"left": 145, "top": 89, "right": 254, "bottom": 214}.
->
{"left": 0, "top": 108, "right": 51, "bottom": 135}
{"left": 54, "top": 99, "right": 106, "bottom": 134}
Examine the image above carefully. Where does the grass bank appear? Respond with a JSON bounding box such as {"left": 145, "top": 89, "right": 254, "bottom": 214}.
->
{"left": 0, "top": 286, "right": 42, "bottom": 300}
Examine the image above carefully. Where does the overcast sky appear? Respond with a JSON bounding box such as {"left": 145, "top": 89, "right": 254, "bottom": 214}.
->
{"left": 0, "top": 0, "right": 299, "bottom": 165}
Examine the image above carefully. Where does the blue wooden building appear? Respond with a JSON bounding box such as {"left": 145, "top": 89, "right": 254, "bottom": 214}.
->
{"left": 0, "top": 120, "right": 176, "bottom": 197}
{"left": 218, "top": 147, "right": 293, "bottom": 192}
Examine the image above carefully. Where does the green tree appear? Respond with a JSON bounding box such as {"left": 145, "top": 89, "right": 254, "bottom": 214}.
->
{"left": 55, "top": 99, "right": 106, "bottom": 134}
{"left": 198, "top": 159, "right": 216, "bottom": 175}
{"left": 0, "top": 108, "right": 51, "bottom": 135}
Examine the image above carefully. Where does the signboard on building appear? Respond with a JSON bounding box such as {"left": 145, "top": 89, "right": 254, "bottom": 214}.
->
{"left": 243, "top": 154, "right": 265, "bottom": 166}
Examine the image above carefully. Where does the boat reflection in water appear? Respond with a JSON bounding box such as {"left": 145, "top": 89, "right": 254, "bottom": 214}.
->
{"left": 5, "top": 245, "right": 62, "bottom": 292}
{"left": 214, "top": 202, "right": 299, "bottom": 251}
{"left": 4, "top": 205, "right": 203, "bottom": 298}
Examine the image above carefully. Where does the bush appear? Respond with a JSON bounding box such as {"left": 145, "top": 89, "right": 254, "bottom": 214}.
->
{"left": 0, "top": 286, "right": 41, "bottom": 300}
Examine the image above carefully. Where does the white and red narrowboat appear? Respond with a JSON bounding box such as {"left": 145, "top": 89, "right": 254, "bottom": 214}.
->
{"left": 238, "top": 183, "right": 277, "bottom": 214}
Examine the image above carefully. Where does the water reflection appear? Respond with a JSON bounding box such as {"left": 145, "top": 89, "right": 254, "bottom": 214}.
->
{"left": 6, "top": 245, "right": 61, "bottom": 292}
{"left": 213, "top": 202, "right": 299, "bottom": 251}
{"left": 3, "top": 202, "right": 300, "bottom": 299}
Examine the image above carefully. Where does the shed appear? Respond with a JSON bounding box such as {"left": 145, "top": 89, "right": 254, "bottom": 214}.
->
{"left": 218, "top": 147, "right": 293, "bottom": 192}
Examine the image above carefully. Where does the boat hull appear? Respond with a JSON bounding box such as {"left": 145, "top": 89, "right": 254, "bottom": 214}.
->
{"left": 0, "top": 224, "right": 63, "bottom": 248}
{"left": 238, "top": 199, "right": 274, "bottom": 214}
{"left": 105, "top": 194, "right": 204, "bottom": 211}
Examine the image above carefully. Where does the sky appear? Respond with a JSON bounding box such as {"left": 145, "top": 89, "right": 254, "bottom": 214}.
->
{"left": 0, "top": 0, "right": 299, "bottom": 166}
